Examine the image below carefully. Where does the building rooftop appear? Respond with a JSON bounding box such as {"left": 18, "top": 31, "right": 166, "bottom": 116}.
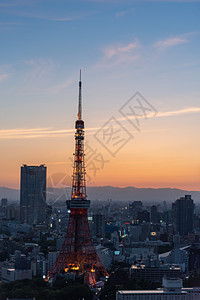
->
{"left": 117, "top": 290, "right": 188, "bottom": 294}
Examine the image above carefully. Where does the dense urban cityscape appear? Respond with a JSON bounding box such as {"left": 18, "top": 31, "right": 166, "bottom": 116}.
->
{"left": 1, "top": 0, "right": 200, "bottom": 299}
{"left": 1, "top": 175, "right": 200, "bottom": 299}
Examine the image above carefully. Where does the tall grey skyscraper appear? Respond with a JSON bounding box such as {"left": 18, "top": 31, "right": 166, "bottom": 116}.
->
{"left": 151, "top": 205, "right": 158, "bottom": 223}
{"left": 173, "top": 195, "right": 194, "bottom": 236}
{"left": 93, "top": 213, "right": 105, "bottom": 239}
{"left": 20, "top": 164, "right": 46, "bottom": 225}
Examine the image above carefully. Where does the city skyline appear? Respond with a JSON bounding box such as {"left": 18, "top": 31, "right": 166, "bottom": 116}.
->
{"left": 0, "top": 0, "right": 200, "bottom": 191}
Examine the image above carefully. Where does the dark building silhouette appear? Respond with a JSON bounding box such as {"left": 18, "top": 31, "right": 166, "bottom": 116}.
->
{"left": 137, "top": 210, "right": 150, "bottom": 223}
{"left": 15, "top": 251, "right": 31, "bottom": 270}
{"left": 171, "top": 202, "right": 176, "bottom": 224}
{"left": 189, "top": 245, "right": 200, "bottom": 272}
{"left": 46, "top": 205, "right": 52, "bottom": 223}
{"left": 129, "top": 201, "right": 142, "bottom": 218}
{"left": 20, "top": 164, "right": 46, "bottom": 225}
{"left": 151, "top": 205, "right": 159, "bottom": 223}
{"left": 93, "top": 213, "right": 105, "bottom": 238}
{"left": 6, "top": 204, "right": 19, "bottom": 220}
{"left": 0, "top": 198, "right": 8, "bottom": 215}
{"left": 173, "top": 195, "right": 194, "bottom": 236}
{"left": 1, "top": 198, "right": 8, "bottom": 207}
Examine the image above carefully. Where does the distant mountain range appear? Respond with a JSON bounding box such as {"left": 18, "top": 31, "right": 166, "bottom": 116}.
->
{"left": 0, "top": 186, "right": 200, "bottom": 206}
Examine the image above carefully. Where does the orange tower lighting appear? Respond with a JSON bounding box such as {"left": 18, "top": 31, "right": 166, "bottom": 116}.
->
{"left": 47, "top": 71, "right": 109, "bottom": 284}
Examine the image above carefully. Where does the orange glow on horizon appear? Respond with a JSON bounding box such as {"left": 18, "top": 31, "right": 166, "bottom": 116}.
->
{"left": 0, "top": 114, "right": 199, "bottom": 192}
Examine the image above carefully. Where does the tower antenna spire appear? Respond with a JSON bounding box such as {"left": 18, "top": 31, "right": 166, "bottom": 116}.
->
{"left": 78, "top": 69, "right": 82, "bottom": 120}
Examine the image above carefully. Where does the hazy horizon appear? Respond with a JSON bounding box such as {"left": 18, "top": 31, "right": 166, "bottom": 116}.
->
{"left": 1, "top": 184, "right": 199, "bottom": 192}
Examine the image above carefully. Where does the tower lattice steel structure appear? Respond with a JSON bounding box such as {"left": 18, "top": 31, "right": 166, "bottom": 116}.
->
{"left": 47, "top": 71, "right": 108, "bottom": 284}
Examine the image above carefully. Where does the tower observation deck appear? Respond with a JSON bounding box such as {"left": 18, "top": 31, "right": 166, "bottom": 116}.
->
{"left": 47, "top": 71, "right": 108, "bottom": 285}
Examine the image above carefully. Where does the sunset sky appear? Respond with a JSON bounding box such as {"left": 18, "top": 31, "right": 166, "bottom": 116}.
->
{"left": 0, "top": 0, "right": 200, "bottom": 191}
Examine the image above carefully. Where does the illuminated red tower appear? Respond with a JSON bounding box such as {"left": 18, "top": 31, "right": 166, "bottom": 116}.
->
{"left": 47, "top": 71, "right": 108, "bottom": 284}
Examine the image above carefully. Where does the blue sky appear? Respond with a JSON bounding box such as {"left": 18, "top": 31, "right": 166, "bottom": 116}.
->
{"left": 0, "top": 0, "right": 200, "bottom": 189}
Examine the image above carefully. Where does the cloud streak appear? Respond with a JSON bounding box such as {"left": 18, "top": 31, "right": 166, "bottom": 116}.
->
{"left": 1, "top": 6, "right": 90, "bottom": 23}
{"left": 104, "top": 41, "right": 139, "bottom": 59}
{"left": 0, "top": 73, "right": 11, "bottom": 81}
{"left": 158, "top": 107, "right": 200, "bottom": 117}
{"left": 98, "top": 40, "right": 140, "bottom": 68}
{"left": 48, "top": 78, "right": 74, "bottom": 94}
{"left": 0, "top": 127, "right": 100, "bottom": 140}
{"left": 24, "top": 58, "right": 56, "bottom": 82}
{"left": 119, "top": 106, "right": 200, "bottom": 122}
{"left": 16, "top": 12, "right": 74, "bottom": 22}
{"left": 156, "top": 37, "right": 188, "bottom": 48}
{"left": 155, "top": 34, "right": 193, "bottom": 49}
{"left": 0, "top": 128, "right": 73, "bottom": 140}
{"left": 115, "top": 8, "right": 134, "bottom": 18}
{"left": 97, "top": 31, "right": 196, "bottom": 71}
{"left": 0, "top": 22, "right": 21, "bottom": 32}
{"left": 0, "top": 0, "right": 27, "bottom": 7}
{"left": 1, "top": 107, "right": 200, "bottom": 140}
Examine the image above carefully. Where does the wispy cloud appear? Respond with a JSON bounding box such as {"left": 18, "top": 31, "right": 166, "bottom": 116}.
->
{"left": 12, "top": 11, "right": 74, "bottom": 22}
{"left": 0, "top": 73, "right": 11, "bottom": 82}
{"left": 24, "top": 58, "right": 56, "bottom": 82}
{"left": 0, "top": 128, "right": 73, "bottom": 140}
{"left": 99, "top": 40, "right": 140, "bottom": 68}
{"left": 115, "top": 8, "right": 134, "bottom": 18}
{"left": 156, "top": 37, "right": 188, "bottom": 48}
{"left": 48, "top": 78, "right": 74, "bottom": 94}
{"left": 1, "top": 7, "right": 88, "bottom": 23}
{"left": 22, "top": 59, "right": 75, "bottom": 94}
{"left": 155, "top": 33, "right": 192, "bottom": 49}
{"left": 0, "top": 22, "right": 20, "bottom": 25}
{"left": 104, "top": 41, "right": 139, "bottom": 59}
{"left": 0, "top": 22, "right": 21, "bottom": 32}
{"left": 158, "top": 107, "right": 200, "bottom": 117}
{"left": 0, "top": 127, "right": 100, "bottom": 140}
{"left": 0, "top": 65, "right": 12, "bottom": 82}
{"left": 49, "top": 17, "right": 73, "bottom": 22}
{"left": 1, "top": 107, "right": 200, "bottom": 140}
{"left": 0, "top": 0, "right": 27, "bottom": 7}
{"left": 119, "top": 106, "right": 200, "bottom": 123}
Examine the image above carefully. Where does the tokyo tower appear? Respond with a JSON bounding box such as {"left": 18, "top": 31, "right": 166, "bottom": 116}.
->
{"left": 47, "top": 71, "right": 109, "bottom": 284}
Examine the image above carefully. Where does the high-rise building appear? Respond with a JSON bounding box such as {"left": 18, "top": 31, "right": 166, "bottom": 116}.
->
{"left": 1, "top": 198, "right": 8, "bottom": 207}
{"left": 129, "top": 201, "right": 142, "bottom": 219}
{"left": 20, "top": 164, "right": 46, "bottom": 225}
{"left": 173, "top": 195, "right": 194, "bottom": 236}
{"left": 150, "top": 205, "right": 158, "bottom": 223}
{"left": 93, "top": 213, "right": 105, "bottom": 239}
{"left": 0, "top": 198, "right": 8, "bottom": 216}
{"left": 137, "top": 210, "right": 150, "bottom": 223}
